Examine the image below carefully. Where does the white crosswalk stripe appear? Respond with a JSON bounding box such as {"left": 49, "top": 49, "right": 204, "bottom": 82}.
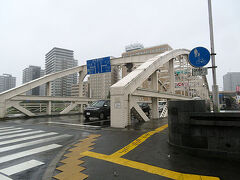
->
{"left": 0, "top": 134, "right": 71, "bottom": 153}
{"left": 0, "top": 126, "right": 72, "bottom": 179}
{"left": 0, "top": 130, "right": 44, "bottom": 140}
{"left": 0, "top": 128, "right": 22, "bottom": 133}
{"left": 0, "top": 132, "right": 58, "bottom": 146}
{"left": 0, "top": 144, "right": 62, "bottom": 164}
{"left": 0, "top": 160, "right": 44, "bottom": 176}
{"left": 0, "top": 129, "right": 33, "bottom": 136}
{"left": 0, "top": 127, "right": 15, "bottom": 130}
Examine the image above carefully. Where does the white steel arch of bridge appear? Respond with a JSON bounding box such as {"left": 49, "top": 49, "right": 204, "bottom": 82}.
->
{"left": 110, "top": 49, "right": 210, "bottom": 128}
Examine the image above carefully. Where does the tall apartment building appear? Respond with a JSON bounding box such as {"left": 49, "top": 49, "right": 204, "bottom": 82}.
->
{"left": 89, "top": 66, "right": 119, "bottom": 99}
{"left": 0, "top": 74, "right": 16, "bottom": 93}
{"left": 71, "top": 81, "right": 89, "bottom": 97}
{"left": 45, "top": 47, "right": 78, "bottom": 96}
{"left": 22, "top": 66, "right": 45, "bottom": 96}
{"left": 223, "top": 72, "right": 240, "bottom": 91}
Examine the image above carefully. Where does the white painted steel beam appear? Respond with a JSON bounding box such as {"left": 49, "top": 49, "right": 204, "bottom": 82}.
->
{"left": 132, "top": 103, "right": 150, "bottom": 122}
{"left": 11, "top": 95, "right": 99, "bottom": 102}
{"left": 0, "top": 66, "right": 86, "bottom": 100}
{"left": 60, "top": 102, "right": 78, "bottom": 114}
{"left": 133, "top": 89, "right": 192, "bottom": 100}
{"left": 0, "top": 174, "right": 12, "bottom": 180}
{"left": 129, "top": 96, "right": 149, "bottom": 122}
{"left": 12, "top": 103, "right": 36, "bottom": 117}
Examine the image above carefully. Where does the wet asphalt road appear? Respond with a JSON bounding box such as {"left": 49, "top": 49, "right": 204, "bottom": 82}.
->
{"left": 0, "top": 115, "right": 102, "bottom": 180}
{"left": 0, "top": 115, "right": 239, "bottom": 180}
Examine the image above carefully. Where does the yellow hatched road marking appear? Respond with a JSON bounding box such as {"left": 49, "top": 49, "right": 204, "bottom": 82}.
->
{"left": 54, "top": 134, "right": 101, "bottom": 180}
{"left": 110, "top": 123, "right": 168, "bottom": 158}
{"left": 81, "top": 151, "right": 220, "bottom": 180}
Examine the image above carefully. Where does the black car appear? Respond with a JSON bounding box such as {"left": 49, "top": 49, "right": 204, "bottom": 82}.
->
{"left": 84, "top": 100, "right": 110, "bottom": 120}
{"left": 138, "top": 102, "right": 150, "bottom": 116}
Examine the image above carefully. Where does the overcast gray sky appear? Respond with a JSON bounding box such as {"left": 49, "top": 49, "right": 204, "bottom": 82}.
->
{"left": 0, "top": 0, "right": 240, "bottom": 90}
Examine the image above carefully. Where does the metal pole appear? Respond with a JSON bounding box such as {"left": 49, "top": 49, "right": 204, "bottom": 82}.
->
{"left": 208, "top": 0, "right": 219, "bottom": 112}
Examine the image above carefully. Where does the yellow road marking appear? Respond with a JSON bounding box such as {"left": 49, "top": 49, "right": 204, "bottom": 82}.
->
{"left": 110, "top": 123, "right": 168, "bottom": 158}
{"left": 81, "top": 151, "right": 220, "bottom": 180}
{"left": 54, "top": 134, "right": 101, "bottom": 180}
{"left": 54, "top": 171, "right": 88, "bottom": 180}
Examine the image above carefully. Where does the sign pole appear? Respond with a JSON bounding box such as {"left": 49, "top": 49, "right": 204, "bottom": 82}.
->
{"left": 208, "top": 0, "right": 219, "bottom": 112}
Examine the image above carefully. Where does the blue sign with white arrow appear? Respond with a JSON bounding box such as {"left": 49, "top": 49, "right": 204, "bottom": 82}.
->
{"left": 188, "top": 47, "right": 210, "bottom": 67}
{"left": 87, "top": 56, "right": 111, "bottom": 74}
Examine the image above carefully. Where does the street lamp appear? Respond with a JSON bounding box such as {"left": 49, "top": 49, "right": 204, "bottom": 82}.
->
{"left": 208, "top": 0, "right": 219, "bottom": 112}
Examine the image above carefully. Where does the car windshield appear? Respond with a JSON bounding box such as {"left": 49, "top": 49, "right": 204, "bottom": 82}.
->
{"left": 159, "top": 102, "right": 166, "bottom": 105}
{"left": 91, "top": 100, "right": 105, "bottom": 107}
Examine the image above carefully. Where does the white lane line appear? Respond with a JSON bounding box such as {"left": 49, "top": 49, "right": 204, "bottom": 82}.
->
{"left": 0, "top": 127, "right": 14, "bottom": 130}
{"left": 0, "top": 144, "right": 62, "bottom": 164}
{"left": 45, "top": 122, "right": 101, "bottom": 129}
{"left": 0, "top": 129, "right": 33, "bottom": 136}
{"left": 0, "top": 160, "right": 44, "bottom": 176}
{"left": 0, "top": 128, "right": 22, "bottom": 133}
{"left": 0, "top": 132, "right": 58, "bottom": 146}
{"left": 0, "top": 134, "right": 72, "bottom": 153}
{"left": 0, "top": 174, "right": 12, "bottom": 180}
{"left": 0, "top": 131, "right": 44, "bottom": 140}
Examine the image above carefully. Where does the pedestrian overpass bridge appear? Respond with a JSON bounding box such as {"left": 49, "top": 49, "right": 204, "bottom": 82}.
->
{"left": 0, "top": 49, "right": 210, "bottom": 128}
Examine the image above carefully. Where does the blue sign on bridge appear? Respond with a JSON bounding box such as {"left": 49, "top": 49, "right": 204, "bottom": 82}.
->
{"left": 87, "top": 56, "right": 111, "bottom": 74}
{"left": 188, "top": 47, "right": 210, "bottom": 68}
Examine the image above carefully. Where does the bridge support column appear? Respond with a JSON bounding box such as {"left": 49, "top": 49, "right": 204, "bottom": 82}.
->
{"left": 110, "top": 94, "right": 129, "bottom": 128}
{"left": 0, "top": 100, "right": 6, "bottom": 118}
{"left": 46, "top": 82, "right": 52, "bottom": 115}
{"left": 169, "top": 59, "right": 174, "bottom": 93}
{"left": 78, "top": 71, "right": 85, "bottom": 97}
{"left": 151, "top": 71, "right": 159, "bottom": 119}
{"left": 79, "top": 104, "right": 84, "bottom": 113}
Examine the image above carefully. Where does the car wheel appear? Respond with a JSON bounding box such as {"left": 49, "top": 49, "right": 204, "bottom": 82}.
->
{"left": 99, "top": 112, "right": 105, "bottom": 120}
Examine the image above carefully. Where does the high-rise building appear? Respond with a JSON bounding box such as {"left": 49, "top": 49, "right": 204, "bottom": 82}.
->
{"left": 22, "top": 65, "right": 45, "bottom": 96}
{"left": 45, "top": 47, "right": 78, "bottom": 96}
{"left": 89, "top": 66, "right": 119, "bottom": 99}
{"left": 122, "top": 44, "right": 172, "bottom": 77}
{"left": 71, "top": 81, "right": 89, "bottom": 97}
{"left": 0, "top": 74, "right": 16, "bottom": 93}
{"left": 122, "top": 44, "right": 172, "bottom": 58}
{"left": 223, "top": 72, "right": 240, "bottom": 91}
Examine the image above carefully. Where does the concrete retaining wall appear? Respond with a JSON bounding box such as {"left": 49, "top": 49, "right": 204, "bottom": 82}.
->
{"left": 168, "top": 100, "right": 240, "bottom": 160}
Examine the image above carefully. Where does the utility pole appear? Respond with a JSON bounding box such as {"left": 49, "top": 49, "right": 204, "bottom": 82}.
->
{"left": 208, "top": 0, "right": 219, "bottom": 112}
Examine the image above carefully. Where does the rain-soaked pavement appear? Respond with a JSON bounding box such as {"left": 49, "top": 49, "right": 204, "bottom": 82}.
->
{"left": 0, "top": 115, "right": 239, "bottom": 180}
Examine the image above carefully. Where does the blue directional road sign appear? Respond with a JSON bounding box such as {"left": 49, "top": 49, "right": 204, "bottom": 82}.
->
{"left": 87, "top": 56, "right": 111, "bottom": 75}
{"left": 188, "top": 47, "right": 210, "bottom": 68}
